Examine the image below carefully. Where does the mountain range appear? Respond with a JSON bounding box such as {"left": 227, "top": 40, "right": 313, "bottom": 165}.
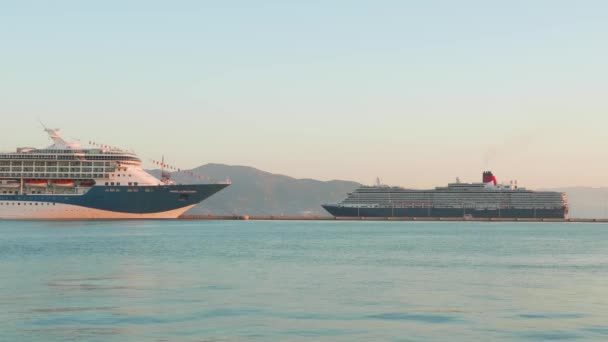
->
{"left": 150, "top": 164, "right": 359, "bottom": 216}
{"left": 150, "top": 164, "right": 608, "bottom": 218}
{"left": 541, "top": 187, "right": 608, "bottom": 219}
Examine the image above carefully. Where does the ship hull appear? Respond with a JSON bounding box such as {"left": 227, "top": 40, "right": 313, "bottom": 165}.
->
{"left": 0, "top": 184, "right": 228, "bottom": 219}
{"left": 322, "top": 205, "right": 567, "bottom": 219}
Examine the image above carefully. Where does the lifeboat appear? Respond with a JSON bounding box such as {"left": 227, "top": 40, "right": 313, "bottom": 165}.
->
{"left": 0, "top": 180, "right": 20, "bottom": 188}
{"left": 79, "top": 180, "right": 96, "bottom": 187}
{"left": 52, "top": 180, "right": 75, "bottom": 187}
{"left": 25, "top": 179, "right": 48, "bottom": 187}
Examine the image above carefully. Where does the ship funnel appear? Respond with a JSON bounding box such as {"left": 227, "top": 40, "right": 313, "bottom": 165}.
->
{"left": 482, "top": 171, "right": 497, "bottom": 185}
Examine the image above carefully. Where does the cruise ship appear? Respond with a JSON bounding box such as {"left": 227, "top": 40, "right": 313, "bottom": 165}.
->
{"left": 0, "top": 128, "right": 229, "bottom": 219}
{"left": 323, "top": 172, "right": 568, "bottom": 219}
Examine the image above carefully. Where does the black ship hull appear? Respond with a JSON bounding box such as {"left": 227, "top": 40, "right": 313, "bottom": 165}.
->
{"left": 322, "top": 205, "right": 567, "bottom": 219}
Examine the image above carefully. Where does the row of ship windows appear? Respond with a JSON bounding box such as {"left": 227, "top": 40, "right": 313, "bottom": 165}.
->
{"left": 0, "top": 169, "right": 134, "bottom": 174}
{"left": 0, "top": 202, "right": 56, "bottom": 206}
{"left": 0, "top": 174, "right": 107, "bottom": 179}
{"left": 0, "top": 169, "right": 110, "bottom": 172}
{"left": 344, "top": 201, "right": 563, "bottom": 206}
{"left": 0, "top": 173, "right": 131, "bottom": 179}
{"left": 342, "top": 203, "right": 563, "bottom": 210}
{"left": 0, "top": 166, "right": 112, "bottom": 170}
{"left": 346, "top": 197, "right": 562, "bottom": 201}
{"left": 19, "top": 149, "right": 122, "bottom": 154}
{"left": 3, "top": 185, "right": 145, "bottom": 193}
{"left": 104, "top": 182, "right": 139, "bottom": 186}
{"left": 346, "top": 195, "right": 561, "bottom": 200}
{"left": 0, "top": 162, "right": 114, "bottom": 167}
{"left": 1, "top": 164, "right": 113, "bottom": 168}
{"left": 344, "top": 204, "right": 562, "bottom": 209}
{"left": 1, "top": 191, "right": 45, "bottom": 194}
{"left": 352, "top": 192, "right": 559, "bottom": 196}
{"left": 103, "top": 188, "right": 154, "bottom": 192}
{"left": 0, "top": 155, "right": 139, "bottom": 161}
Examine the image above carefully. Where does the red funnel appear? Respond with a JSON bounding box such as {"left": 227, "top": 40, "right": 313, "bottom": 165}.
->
{"left": 483, "top": 171, "right": 497, "bottom": 185}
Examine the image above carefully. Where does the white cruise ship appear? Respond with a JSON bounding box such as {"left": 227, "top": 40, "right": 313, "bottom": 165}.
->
{"left": 0, "top": 128, "right": 228, "bottom": 219}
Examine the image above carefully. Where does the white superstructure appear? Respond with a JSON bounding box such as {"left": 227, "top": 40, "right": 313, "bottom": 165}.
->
{"left": 0, "top": 128, "right": 161, "bottom": 196}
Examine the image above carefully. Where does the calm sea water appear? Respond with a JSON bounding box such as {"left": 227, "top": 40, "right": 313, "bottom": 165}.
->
{"left": 1, "top": 220, "right": 608, "bottom": 341}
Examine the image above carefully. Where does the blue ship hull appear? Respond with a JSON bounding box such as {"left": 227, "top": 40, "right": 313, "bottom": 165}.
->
{"left": 0, "top": 184, "right": 228, "bottom": 219}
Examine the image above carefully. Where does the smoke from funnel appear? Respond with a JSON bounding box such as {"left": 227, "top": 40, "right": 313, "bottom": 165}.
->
{"left": 483, "top": 131, "right": 538, "bottom": 167}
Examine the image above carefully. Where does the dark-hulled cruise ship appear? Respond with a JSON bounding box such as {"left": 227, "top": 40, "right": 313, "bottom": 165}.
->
{"left": 322, "top": 172, "right": 568, "bottom": 219}
{"left": 0, "top": 128, "right": 228, "bottom": 219}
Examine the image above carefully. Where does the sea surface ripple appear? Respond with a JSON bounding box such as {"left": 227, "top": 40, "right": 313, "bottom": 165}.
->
{"left": 1, "top": 220, "right": 608, "bottom": 341}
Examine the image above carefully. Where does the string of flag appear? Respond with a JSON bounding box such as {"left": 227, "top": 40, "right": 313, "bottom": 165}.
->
{"left": 150, "top": 159, "right": 208, "bottom": 180}
{"left": 85, "top": 140, "right": 230, "bottom": 184}
{"left": 88, "top": 141, "right": 124, "bottom": 151}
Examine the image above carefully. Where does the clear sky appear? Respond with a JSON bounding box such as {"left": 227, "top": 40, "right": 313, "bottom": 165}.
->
{"left": 1, "top": 1, "right": 607, "bottom": 188}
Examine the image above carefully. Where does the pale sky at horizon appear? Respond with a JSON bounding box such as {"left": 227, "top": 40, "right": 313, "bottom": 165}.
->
{"left": 1, "top": 1, "right": 607, "bottom": 189}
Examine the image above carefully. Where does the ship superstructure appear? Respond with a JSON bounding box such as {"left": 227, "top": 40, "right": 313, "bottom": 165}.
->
{"left": 323, "top": 171, "right": 568, "bottom": 219}
{"left": 0, "top": 129, "right": 228, "bottom": 219}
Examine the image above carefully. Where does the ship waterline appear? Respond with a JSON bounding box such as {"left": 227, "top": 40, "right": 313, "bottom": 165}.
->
{"left": 0, "top": 203, "right": 198, "bottom": 220}
{"left": 323, "top": 172, "right": 568, "bottom": 219}
{"left": 321, "top": 205, "right": 566, "bottom": 219}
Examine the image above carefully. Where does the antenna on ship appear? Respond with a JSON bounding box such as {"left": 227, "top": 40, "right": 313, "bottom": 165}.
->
{"left": 160, "top": 155, "right": 172, "bottom": 185}
{"left": 38, "top": 118, "right": 48, "bottom": 130}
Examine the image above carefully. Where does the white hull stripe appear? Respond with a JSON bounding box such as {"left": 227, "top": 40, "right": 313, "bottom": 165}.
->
{"left": 0, "top": 203, "right": 197, "bottom": 219}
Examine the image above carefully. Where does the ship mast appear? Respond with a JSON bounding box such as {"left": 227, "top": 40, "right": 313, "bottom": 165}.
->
{"left": 160, "top": 155, "right": 171, "bottom": 185}
{"left": 40, "top": 123, "right": 80, "bottom": 150}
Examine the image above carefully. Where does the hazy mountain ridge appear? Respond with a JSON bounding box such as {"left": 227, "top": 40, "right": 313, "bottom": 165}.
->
{"left": 540, "top": 187, "right": 608, "bottom": 219}
{"left": 150, "top": 164, "right": 608, "bottom": 218}
{"left": 149, "top": 164, "right": 360, "bottom": 216}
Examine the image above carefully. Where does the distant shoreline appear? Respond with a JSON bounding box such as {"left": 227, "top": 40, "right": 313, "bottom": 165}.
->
{"left": 179, "top": 215, "right": 608, "bottom": 223}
